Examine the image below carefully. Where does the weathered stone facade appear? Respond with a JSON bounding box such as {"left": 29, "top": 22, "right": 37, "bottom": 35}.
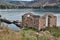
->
{"left": 43, "top": 14, "right": 57, "bottom": 27}
{"left": 39, "top": 16, "right": 46, "bottom": 30}
{"left": 22, "top": 13, "right": 40, "bottom": 30}
{"left": 22, "top": 13, "right": 57, "bottom": 30}
{"left": 48, "top": 15, "right": 57, "bottom": 27}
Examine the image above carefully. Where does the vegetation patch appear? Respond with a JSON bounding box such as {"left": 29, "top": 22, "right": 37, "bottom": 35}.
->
{"left": 0, "top": 26, "right": 60, "bottom": 40}
{"left": 45, "top": 26, "right": 60, "bottom": 37}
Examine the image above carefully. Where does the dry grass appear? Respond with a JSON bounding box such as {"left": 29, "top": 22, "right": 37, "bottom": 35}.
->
{"left": 0, "top": 27, "right": 23, "bottom": 40}
{"left": 0, "top": 27, "right": 60, "bottom": 40}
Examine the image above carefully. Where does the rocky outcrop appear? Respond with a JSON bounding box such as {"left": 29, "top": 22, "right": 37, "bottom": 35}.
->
{"left": 0, "top": 18, "right": 12, "bottom": 24}
{"left": 0, "top": 18, "right": 22, "bottom": 28}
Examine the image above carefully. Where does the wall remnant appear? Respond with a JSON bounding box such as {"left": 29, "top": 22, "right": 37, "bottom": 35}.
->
{"left": 21, "top": 13, "right": 57, "bottom": 30}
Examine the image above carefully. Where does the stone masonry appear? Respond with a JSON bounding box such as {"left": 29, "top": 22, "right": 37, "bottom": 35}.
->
{"left": 22, "top": 13, "right": 40, "bottom": 30}
{"left": 39, "top": 16, "right": 46, "bottom": 30}
{"left": 44, "top": 14, "right": 57, "bottom": 27}
{"left": 48, "top": 15, "right": 57, "bottom": 27}
{"left": 22, "top": 13, "right": 57, "bottom": 30}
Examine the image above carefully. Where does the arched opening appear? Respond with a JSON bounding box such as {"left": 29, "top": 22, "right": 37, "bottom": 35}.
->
{"left": 46, "top": 16, "right": 48, "bottom": 27}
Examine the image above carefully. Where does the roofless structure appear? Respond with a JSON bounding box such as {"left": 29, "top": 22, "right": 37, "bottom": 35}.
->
{"left": 0, "top": 13, "right": 57, "bottom": 30}
{"left": 22, "top": 13, "right": 57, "bottom": 30}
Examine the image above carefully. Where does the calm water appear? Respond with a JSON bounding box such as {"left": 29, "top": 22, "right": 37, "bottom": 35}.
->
{"left": 0, "top": 9, "right": 60, "bottom": 30}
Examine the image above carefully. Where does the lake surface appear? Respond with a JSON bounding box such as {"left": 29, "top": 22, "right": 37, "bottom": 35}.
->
{"left": 0, "top": 9, "right": 60, "bottom": 30}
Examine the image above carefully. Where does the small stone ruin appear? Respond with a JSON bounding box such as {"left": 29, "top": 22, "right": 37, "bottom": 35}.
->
{"left": 22, "top": 13, "right": 57, "bottom": 30}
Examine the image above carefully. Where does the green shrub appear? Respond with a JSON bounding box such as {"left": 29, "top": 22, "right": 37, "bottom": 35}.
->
{"left": 45, "top": 27, "right": 60, "bottom": 37}
{"left": 22, "top": 26, "right": 38, "bottom": 31}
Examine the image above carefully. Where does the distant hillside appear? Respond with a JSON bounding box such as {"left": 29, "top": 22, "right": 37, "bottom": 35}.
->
{"left": 0, "top": 1, "right": 60, "bottom": 9}
{"left": 6, "top": 1, "right": 60, "bottom": 7}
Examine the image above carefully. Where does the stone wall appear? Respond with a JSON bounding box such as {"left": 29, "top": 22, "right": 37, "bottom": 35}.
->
{"left": 22, "top": 13, "right": 34, "bottom": 27}
{"left": 39, "top": 16, "right": 46, "bottom": 30}
{"left": 22, "top": 13, "right": 40, "bottom": 30}
{"left": 48, "top": 16, "right": 57, "bottom": 27}
{"left": 22, "top": 13, "right": 57, "bottom": 30}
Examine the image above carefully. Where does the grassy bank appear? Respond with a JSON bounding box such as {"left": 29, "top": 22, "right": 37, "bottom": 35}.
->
{"left": 0, "top": 26, "right": 60, "bottom": 40}
{"left": 45, "top": 27, "right": 60, "bottom": 37}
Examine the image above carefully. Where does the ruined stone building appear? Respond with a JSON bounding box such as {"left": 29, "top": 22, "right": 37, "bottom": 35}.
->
{"left": 44, "top": 14, "right": 57, "bottom": 27}
{"left": 22, "top": 13, "right": 57, "bottom": 30}
{"left": 22, "top": 13, "right": 40, "bottom": 30}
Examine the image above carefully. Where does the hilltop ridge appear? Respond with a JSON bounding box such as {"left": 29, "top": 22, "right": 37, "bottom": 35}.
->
{"left": 0, "top": 0, "right": 60, "bottom": 9}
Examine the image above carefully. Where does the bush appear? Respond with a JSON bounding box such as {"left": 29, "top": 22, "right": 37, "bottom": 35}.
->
{"left": 22, "top": 26, "right": 38, "bottom": 31}
{"left": 45, "top": 27, "right": 60, "bottom": 37}
{"left": 20, "top": 28, "right": 48, "bottom": 40}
